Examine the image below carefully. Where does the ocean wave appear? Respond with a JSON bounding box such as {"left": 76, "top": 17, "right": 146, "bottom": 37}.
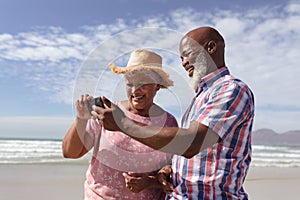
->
{"left": 1, "top": 139, "right": 300, "bottom": 167}
{"left": 0, "top": 138, "right": 91, "bottom": 164}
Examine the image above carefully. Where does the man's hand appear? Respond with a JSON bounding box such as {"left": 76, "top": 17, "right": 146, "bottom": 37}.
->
{"left": 158, "top": 165, "right": 174, "bottom": 194}
{"left": 92, "top": 96, "right": 126, "bottom": 132}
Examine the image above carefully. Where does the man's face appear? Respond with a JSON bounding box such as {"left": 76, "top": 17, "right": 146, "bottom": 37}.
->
{"left": 179, "top": 36, "right": 217, "bottom": 91}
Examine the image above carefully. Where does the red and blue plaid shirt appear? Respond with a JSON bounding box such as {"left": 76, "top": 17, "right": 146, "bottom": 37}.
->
{"left": 169, "top": 67, "right": 255, "bottom": 200}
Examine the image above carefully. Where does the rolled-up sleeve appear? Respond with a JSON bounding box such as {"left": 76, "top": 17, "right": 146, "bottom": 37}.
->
{"left": 194, "top": 81, "right": 253, "bottom": 140}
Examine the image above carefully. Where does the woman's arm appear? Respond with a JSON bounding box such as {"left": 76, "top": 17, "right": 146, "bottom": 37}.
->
{"left": 62, "top": 94, "right": 94, "bottom": 158}
{"left": 62, "top": 118, "right": 92, "bottom": 158}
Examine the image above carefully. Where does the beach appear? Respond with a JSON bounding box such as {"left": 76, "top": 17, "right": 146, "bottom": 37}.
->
{"left": 245, "top": 166, "right": 300, "bottom": 199}
{"left": 0, "top": 164, "right": 299, "bottom": 200}
{"left": 0, "top": 164, "right": 87, "bottom": 200}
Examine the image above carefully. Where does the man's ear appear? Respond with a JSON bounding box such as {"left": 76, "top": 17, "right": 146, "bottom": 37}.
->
{"left": 207, "top": 40, "right": 217, "bottom": 54}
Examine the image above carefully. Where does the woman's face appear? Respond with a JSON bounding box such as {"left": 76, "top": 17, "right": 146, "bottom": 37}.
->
{"left": 125, "top": 72, "right": 160, "bottom": 115}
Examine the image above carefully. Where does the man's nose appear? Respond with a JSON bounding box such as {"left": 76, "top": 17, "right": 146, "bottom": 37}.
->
{"left": 182, "top": 57, "right": 189, "bottom": 69}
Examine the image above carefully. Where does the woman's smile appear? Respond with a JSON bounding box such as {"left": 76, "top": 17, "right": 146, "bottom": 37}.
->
{"left": 132, "top": 94, "right": 146, "bottom": 103}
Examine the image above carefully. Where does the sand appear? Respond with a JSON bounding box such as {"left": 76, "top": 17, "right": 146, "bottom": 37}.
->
{"left": 245, "top": 166, "right": 300, "bottom": 199}
{"left": 0, "top": 164, "right": 299, "bottom": 200}
{"left": 0, "top": 164, "right": 87, "bottom": 200}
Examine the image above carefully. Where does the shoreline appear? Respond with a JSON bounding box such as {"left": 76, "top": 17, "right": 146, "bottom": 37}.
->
{"left": 0, "top": 164, "right": 299, "bottom": 200}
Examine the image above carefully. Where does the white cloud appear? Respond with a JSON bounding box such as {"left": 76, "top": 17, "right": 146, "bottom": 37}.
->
{"left": 0, "top": 30, "right": 90, "bottom": 62}
{"left": 1, "top": 1, "right": 300, "bottom": 132}
{"left": 285, "top": 1, "right": 300, "bottom": 13}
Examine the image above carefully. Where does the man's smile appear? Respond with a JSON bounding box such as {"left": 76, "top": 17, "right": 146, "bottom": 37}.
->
{"left": 186, "top": 65, "right": 194, "bottom": 77}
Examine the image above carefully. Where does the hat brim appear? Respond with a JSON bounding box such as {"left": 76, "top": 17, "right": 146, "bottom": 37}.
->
{"left": 109, "top": 63, "right": 173, "bottom": 88}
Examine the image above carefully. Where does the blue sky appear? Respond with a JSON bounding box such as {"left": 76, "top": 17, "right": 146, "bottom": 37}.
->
{"left": 0, "top": 0, "right": 299, "bottom": 139}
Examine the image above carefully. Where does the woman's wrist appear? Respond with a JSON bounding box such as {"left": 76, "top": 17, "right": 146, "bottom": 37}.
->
{"left": 75, "top": 116, "right": 89, "bottom": 124}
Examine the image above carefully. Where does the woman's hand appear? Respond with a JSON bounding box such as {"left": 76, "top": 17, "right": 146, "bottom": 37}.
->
{"left": 76, "top": 94, "right": 93, "bottom": 120}
{"left": 123, "top": 169, "right": 174, "bottom": 195}
{"left": 122, "top": 172, "right": 152, "bottom": 193}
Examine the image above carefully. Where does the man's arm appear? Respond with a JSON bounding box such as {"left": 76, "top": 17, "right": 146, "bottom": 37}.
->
{"left": 95, "top": 98, "right": 219, "bottom": 158}
{"left": 121, "top": 118, "right": 219, "bottom": 158}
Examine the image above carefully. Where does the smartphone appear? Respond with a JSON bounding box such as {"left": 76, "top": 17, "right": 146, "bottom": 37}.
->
{"left": 88, "top": 96, "right": 105, "bottom": 113}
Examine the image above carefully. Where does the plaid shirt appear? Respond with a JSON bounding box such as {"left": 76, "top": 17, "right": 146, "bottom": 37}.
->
{"left": 168, "top": 67, "right": 255, "bottom": 200}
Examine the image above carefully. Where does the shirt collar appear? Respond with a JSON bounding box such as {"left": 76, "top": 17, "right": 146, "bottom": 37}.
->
{"left": 195, "top": 66, "right": 230, "bottom": 95}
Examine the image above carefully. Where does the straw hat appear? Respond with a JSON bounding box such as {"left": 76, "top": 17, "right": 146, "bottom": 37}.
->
{"left": 109, "top": 49, "right": 173, "bottom": 88}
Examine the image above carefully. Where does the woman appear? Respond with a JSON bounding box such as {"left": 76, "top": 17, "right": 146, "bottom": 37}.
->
{"left": 62, "top": 49, "right": 178, "bottom": 200}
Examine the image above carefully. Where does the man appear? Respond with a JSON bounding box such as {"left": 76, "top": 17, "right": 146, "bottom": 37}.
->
{"left": 96, "top": 26, "right": 255, "bottom": 199}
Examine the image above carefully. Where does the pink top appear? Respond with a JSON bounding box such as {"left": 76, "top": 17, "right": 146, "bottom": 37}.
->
{"left": 84, "top": 102, "right": 178, "bottom": 200}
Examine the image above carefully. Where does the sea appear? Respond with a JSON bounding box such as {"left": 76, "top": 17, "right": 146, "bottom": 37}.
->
{"left": 0, "top": 138, "right": 91, "bottom": 165}
{"left": 0, "top": 138, "right": 300, "bottom": 167}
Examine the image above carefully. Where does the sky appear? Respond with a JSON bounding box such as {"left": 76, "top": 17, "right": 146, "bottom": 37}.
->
{"left": 0, "top": 0, "right": 299, "bottom": 139}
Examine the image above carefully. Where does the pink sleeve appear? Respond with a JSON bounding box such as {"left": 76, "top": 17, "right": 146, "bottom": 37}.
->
{"left": 85, "top": 117, "right": 101, "bottom": 142}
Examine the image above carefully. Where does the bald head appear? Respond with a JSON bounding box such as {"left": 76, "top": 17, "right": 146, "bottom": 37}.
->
{"left": 182, "top": 26, "right": 226, "bottom": 68}
{"left": 186, "top": 26, "right": 224, "bottom": 46}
